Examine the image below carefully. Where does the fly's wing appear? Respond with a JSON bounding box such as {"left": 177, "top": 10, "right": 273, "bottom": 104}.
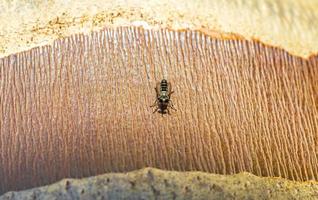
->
{"left": 155, "top": 81, "right": 161, "bottom": 97}
{"left": 168, "top": 82, "right": 173, "bottom": 95}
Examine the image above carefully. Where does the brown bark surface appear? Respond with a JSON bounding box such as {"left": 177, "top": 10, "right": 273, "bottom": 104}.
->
{"left": 0, "top": 27, "right": 317, "bottom": 194}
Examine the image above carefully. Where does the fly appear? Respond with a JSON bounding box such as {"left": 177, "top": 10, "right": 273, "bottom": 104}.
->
{"left": 150, "top": 79, "right": 176, "bottom": 115}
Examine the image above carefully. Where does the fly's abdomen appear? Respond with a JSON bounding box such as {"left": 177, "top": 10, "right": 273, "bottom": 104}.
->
{"left": 160, "top": 79, "right": 168, "bottom": 92}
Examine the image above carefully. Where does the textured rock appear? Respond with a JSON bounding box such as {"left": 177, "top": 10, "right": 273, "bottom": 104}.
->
{"left": 1, "top": 168, "right": 318, "bottom": 200}
{"left": 0, "top": 0, "right": 317, "bottom": 58}
{"left": 0, "top": 27, "right": 317, "bottom": 194}
{"left": 1, "top": 0, "right": 318, "bottom": 196}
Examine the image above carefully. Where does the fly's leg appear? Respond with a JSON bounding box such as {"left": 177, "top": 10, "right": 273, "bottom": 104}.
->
{"left": 169, "top": 100, "right": 177, "bottom": 111}
{"left": 153, "top": 107, "right": 159, "bottom": 113}
{"left": 169, "top": 105, "right": 177, "bottom": 111}
{"left": 150, "top": 99, "right": 158, "bottom": 107}
{"left": 168, "top": 91, "right": 174, "bottom": 97}
{"left": 167, "top": 109, "right": 171, "bottom": 115}
{"left": 154, "top": 87, "right": 159, "bottom": 96}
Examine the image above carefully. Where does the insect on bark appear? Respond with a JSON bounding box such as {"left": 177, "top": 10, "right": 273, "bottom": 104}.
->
{"left": 150, "top": 79, "right": 176, "bottom": 115}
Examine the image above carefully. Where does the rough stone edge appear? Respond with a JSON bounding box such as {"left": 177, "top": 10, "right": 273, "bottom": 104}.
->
{"left": 0, "top": 0, "right": 317, "bottom": 59}
{"left": 1, "top": 168, "right": 318, "bottom": 200}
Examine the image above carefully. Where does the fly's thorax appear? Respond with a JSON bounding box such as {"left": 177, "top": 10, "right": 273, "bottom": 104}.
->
{"left": 158, "top": 93, "right": 170, "bottom": 103}
{"left": 161, "top": 91, "right": 168, "bottom": 96}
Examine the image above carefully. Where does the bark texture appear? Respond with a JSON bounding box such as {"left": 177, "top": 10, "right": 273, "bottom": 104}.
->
{"left": 0, "top": 27, "right": 317, "bottom": 194}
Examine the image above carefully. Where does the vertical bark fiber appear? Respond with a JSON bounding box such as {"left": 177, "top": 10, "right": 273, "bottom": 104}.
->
{"left": 0, "top": 27, "right": 317, "bottom": 194}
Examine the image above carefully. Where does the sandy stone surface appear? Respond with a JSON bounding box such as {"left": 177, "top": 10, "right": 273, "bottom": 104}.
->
{"left": 0, "top": 0, "right": 317, "bottom": 58}
{"left": 1, "top": 168, "right": 318, "bottom": 200}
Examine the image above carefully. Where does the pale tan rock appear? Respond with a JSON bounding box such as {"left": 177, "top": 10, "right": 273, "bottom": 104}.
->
{"left": 1, "top": 168, "right": 318, "bottom": 200}
{"left": 0, "top": 0, "right": 317, "bottom": 58}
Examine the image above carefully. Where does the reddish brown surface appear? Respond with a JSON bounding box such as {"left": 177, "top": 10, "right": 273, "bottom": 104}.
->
{"left": 0, "top": 27, "right": 317, "bottom": 194}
